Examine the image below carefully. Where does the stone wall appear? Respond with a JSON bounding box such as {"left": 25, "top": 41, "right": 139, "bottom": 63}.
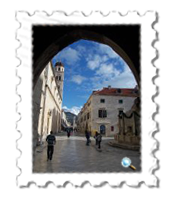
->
{"left": 76, "top": 96, "right": 92, "bottom": 134}
{"left": 114, "top": 97, "right": 141, "bottom": 146}
{"left": 33, "top": 62, "right": 62, "bottom": 151}
{"left": 91, "top": 95, "right": 136, "bottom": 136}
{"left": 61, "top": 110, "right": 71, "bottom": 130}
{"left": 114, "top": 134, "right": 140, "bottom": 145}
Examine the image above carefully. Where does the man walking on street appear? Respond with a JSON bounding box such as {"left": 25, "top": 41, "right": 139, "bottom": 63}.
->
{"left": 46, "top": 131, "right": 56, "bottom": 161}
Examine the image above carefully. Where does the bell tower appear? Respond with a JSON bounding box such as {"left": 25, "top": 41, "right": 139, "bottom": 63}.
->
{"left": 54, "top": 62, "right": 64, "bottom": 99}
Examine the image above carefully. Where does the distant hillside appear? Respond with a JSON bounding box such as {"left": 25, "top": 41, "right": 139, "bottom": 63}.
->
{"left": 65, "top": 112, "right": 77, "bottom": 126}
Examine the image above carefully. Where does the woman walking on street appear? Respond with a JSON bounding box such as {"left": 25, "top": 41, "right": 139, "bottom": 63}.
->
{"left": 94, "top": 131, "right": 99, "bottom": 146}
{"left": 96, "top": 132, "right": 102, "bottom": 149}
{"left": 85, "top": 130, "right": 90, "bottom": 146}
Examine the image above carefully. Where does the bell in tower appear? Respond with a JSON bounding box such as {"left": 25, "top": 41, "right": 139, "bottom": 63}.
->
{"left": 54, "top": 62, "right": 64, "bottom": 99}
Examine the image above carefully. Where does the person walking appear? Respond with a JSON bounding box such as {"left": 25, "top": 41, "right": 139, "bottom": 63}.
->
{"left": 96, "top": 132, "right": 102, "bottom": 149}
{"left": 46, "top": 131, "right": 56, "bottom": 161}
{"left": 85, "top": 130, "right": 90, "bottom": 146}
{"left": 89, "top": 130, "right": 91, "bottom": 144}
{"left": 67, "top": 128, "right": 70, "bottom": 138}
{"left": 94, "top": 131, "right": 99, "bottom": 146}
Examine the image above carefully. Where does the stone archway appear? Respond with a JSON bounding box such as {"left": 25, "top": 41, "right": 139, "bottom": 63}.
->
{"left": 33, "top": 26, "right": 140, "bottom": 88}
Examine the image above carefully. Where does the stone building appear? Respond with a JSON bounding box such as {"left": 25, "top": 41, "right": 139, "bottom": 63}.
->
{"left": 76, "top": 86, "right": 139, "bottom": 137}
{"left": 33, "top": 61, "right": 64, "bottom": 149}
{"left": 54, "top": 62, "right": 64, "bottom": 99}
{"left": 61, "top": 110, "right": 71, "bottom": 130}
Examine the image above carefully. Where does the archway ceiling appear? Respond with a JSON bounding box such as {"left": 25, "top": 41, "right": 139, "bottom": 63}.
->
{"left": 32, "top": 25, "right": 140, "bottom": 86}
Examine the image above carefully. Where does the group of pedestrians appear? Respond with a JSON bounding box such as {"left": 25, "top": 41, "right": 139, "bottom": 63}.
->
{"left": 85, "top": 130, "right": 102, "bottom": 150}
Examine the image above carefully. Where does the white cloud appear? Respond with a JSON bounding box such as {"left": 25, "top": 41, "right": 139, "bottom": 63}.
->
{"left": 92, "top": 63, "right": 137, "bottom": 89}
{"left": 86, "top": 44, "right": 120, "bottom": 71}
{"left": 87, "top": 54, "right": 101, "bottom": 70}
{"left": 76, "top": 45, "right": 86, "bottom": 53}
{"left": 98, "top": 43, "right": 120, "bottom": 59}
{"left": 102, "top": 55, "right": 108, "bottom": 62}
{"left": 71, "top": 75, "right": 87, "bottom": 85}
{"left": 62, "top": 106, "right": 82, "bottom": 115}
{"left": 58, "top": 47, "right": 81, "bottom": 65}
{"left": 96, "top": 63, "right": 120, "bottom": 78}
{"left": 85, "top": 42, "right": 137, "bottom": 89}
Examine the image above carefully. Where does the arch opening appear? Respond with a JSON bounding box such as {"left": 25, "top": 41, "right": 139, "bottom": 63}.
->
{"left": 32, "top": 26, "right": 141, "bottom": 173}
{"left": 33, "top": 26, "right": 140, "bottom": 88}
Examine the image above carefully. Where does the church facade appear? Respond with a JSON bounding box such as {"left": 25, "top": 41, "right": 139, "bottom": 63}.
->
{"left": 33, "top": 61, "right": 64, "bottom": 149}
{"left": 76, "top": 86, "right": 139, "bottom": 137}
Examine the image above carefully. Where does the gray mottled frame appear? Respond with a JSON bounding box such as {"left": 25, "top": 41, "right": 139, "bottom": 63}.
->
{"left": 13, "top": 9, "right": 162, "bottom": 192}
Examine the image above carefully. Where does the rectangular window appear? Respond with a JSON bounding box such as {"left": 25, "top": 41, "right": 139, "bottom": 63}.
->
{"left": 87, "top": 113, "right": 90, "bottom": 119}
{"left": 98, "top": 110, "right": 107, "bottom": 118}
{"left": 99, "top": 110, "right": 102, "bottom": 118}
{"left": 119, "top": 99, "right": 123, "bottom": 104}
{"left": 100, "top": 99, "right": 105, "bottom": 103}
{"left": 59, "top": 76, "right": 61, "bottom": 81}
{"left": 103, "top": 110, "right": 107, "bottom": 118}
{"left": 111, "top": 126, "right": 114, "bottom": 131}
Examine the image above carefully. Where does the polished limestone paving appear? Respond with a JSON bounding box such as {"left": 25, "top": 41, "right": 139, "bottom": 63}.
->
{"left": 33, "top": 136, "right": 141, "bottom": 173}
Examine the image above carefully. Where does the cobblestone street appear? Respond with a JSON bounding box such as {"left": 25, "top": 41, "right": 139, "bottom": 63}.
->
{"left": 33, "top": 134, "right": 141, "bottom": 173}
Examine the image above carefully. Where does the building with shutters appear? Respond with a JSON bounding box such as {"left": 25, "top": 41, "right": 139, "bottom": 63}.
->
{"left": 76, "top": 86, "right": 139, "bottom": 137}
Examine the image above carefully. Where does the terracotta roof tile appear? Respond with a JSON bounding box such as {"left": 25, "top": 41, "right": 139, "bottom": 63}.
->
{"left": 93, "top": 87, "right": 139, "bottom": 97}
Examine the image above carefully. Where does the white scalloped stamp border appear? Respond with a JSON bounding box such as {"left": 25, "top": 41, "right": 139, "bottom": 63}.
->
{"left": 13, "top": 9, "right": 162, "bottom": 191}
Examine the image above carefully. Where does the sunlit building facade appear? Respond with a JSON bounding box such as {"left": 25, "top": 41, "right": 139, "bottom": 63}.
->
{"left": 33, "top": 62, "right": 64, "bottom": 149}
{"left": 76, "top": 86, "right": 139, "bottom": 137}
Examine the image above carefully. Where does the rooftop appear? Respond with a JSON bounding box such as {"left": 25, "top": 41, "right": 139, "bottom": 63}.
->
{"left": 55, "top": 62, "right": 64, "bottom": 67}
{"left": 77, "top": 86, "right": 139, "bottom": 115}
{"left": 92, "top": 87, "right": 139, "bottom": 97}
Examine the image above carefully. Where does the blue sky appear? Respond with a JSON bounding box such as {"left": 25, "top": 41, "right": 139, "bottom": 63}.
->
{"left": 52, "top": 40, "right": 137, "bottom": 115}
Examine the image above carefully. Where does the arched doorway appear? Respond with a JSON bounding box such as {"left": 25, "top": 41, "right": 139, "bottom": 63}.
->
{"left": 33, "top": 26, "right": 140, "bottom": 88}
{"left": 100, "top": 125, "right": 106, "bottom": 135}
